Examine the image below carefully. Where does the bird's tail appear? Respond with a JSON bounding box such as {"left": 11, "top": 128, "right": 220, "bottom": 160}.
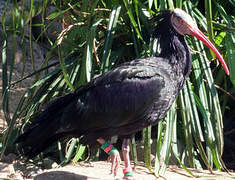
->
{"left": 15, "top": 93, "right": 76, "bottom": 158}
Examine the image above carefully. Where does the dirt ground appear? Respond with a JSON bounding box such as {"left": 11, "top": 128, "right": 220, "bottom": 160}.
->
{"left": 0, "top": 160, "right": 235, "bottom": 180}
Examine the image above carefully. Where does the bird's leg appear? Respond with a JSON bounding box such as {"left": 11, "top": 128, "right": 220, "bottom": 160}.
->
{"left": 122, "top": 138, "right": 134, "bottom": 179}
{"left": 97, "top": 138, "right": 121, "bottom": 176}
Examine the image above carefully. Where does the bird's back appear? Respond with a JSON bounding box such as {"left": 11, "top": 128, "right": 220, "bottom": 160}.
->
{"left": 56, "top": 57, "right": 181, "bottom": 145}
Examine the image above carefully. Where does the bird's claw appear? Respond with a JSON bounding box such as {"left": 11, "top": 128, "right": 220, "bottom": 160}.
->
{"left": 107, "top": 150, "right": 121, "bottom": 176}
{"left": 123, "top": 176, "right": 134, "bottom": 180}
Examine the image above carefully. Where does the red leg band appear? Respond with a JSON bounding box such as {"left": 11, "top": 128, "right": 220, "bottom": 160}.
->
{"left": 123, "top": 167, "right": 132, "bottom": 174}
{"left": 104, "top": 144, "right": 113, "bottom": 153}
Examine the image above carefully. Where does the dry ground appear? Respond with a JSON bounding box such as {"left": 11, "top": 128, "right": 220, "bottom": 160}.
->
{"left": 0, "top": 160, "right": 235, "bottom": 180}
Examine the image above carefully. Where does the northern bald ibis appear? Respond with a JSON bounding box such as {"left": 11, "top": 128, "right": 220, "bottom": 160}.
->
{"left": 15, "top": 8, "right": 229, "bottom": 179}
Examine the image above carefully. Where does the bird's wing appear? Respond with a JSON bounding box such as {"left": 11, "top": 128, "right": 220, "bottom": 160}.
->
{"left": 60, "top": 58, "right": 174, "bottom": 132}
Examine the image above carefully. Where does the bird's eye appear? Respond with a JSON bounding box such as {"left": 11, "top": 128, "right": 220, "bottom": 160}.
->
{"left": 175, "top": 16, "right": 183, "bottom": 23}
{"left": 179, "top": 19, "right": 184, "bottom": 24}
{"left": 173, "top": 15, "right": 183, "bottom": 24}
{"left": 175, "top": 16, "right": 181, "bottom": 21}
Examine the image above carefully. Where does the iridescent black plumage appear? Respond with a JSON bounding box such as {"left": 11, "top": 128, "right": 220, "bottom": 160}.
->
{"left": 15, "top": 10, "right": 192, "bottom": 158}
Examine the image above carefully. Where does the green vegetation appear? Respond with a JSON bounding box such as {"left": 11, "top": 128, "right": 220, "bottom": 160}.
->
{"left": 0, "top": 0, "right": 234, "bottom": 176}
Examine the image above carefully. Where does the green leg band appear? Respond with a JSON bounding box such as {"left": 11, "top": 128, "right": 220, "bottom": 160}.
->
{"left": 125, "top": 172, "right": 134, "bottom": 176}
{"left": 108, "top": 147, "right": 117, "bottom": 155}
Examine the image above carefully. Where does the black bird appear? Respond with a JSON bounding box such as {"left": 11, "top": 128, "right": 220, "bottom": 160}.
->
{"left": 15, "top": 9, "right": 229, "bottom": 178}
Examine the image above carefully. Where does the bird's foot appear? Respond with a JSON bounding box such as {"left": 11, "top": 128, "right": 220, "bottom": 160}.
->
{"left": 97, "top": 139, "right": 121, "bottom": 176}
{"left": 108, "top": 149, "right": 121, "bottom": 176}
{"left": 123, "top": 167, "right": 134, "bottom": 180}
{"left": 123, "top": 176, "right": 134, "bottom": 180}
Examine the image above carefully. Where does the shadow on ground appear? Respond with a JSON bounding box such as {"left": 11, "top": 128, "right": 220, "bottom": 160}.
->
{"left": 34, "top": 171, "right": 93, "bottom": 180}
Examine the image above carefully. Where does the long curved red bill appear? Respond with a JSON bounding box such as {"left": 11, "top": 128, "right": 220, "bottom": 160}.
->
{"left": 189, "top": 27, "right": 230, "bottom": 75}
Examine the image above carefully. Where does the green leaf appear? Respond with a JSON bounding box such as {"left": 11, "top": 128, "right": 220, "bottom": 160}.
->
{"left": 47, "top": 10, "right": 65, "bottom": 20}
{"left": 148, "top": 0, "right": 154, "bottom": 9}
{"left": 167, "top": 0, "right": 174, "bottom": 9}
{"left": 144, "top": 126, "right": 151, "bottom": 170}
{"left": 86, "top": 18, "right": 103, "bottom": 82}
{"left": 1, "top": 40, "right": 8, "bottom": 96}
{"left": 155, "top": 102, "right": 176, "bottom": 175}
{"left": 73, "top": 145, "right": 86, "bottom": 162}
{"left": 101, "top": 5, "right": 121, "bottom": 73}
{"left": 58, "top": 46, "right": 75, "bottom": 91}
{"left": 123, "top": 0, "right": 143, "bottom": 40}
{"left": 214, "top": 32, "right": 226, "bottom": 46}
{"left": 60, "top": 138, "right": 78, "bottom": 166}
{"left": 225, "top": 33, "right": 235, "bottom": 86}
